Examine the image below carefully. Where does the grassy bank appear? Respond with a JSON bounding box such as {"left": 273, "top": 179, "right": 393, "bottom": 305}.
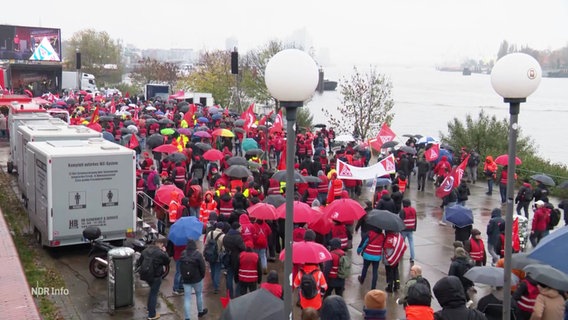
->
{"left": 0, "top": 171, "right": 64, "bottom": 319}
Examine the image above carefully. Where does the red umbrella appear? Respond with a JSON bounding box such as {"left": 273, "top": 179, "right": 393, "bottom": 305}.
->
{"left": 308, "top": 209, "right": 334, "bottom": 235}
{"left": 276, "top": 201, "right": 318, "bottom": 223}
{"left": 279, "top": 241, "right": 332, "bottom": 264}
{"left": 247, "top": 203, "right": 277, "bottom": 220}
{"left": 154, "top": 184, "right": 184, "bottom": 206}
{"left": 153, "top": 144, "right": 179, "bottom": 153}
{"left": 494, "top": 154, "right": 522, "bottom": 166}
{"left": 324, "top": 198, "right": 366, "bottom": 222}
{"left": 203, "top": 149, "right": 224, "bottom": 161}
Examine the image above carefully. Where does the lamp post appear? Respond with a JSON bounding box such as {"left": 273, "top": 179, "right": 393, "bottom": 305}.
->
{"left": 265, "top": 49, "right": 319, "bottom": 318}
{"left": 491, "top": 52, "right": 541, "bottom": 320}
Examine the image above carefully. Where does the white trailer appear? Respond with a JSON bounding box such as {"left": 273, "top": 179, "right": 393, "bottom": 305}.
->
{"left": 25, "top": 138, "right": 136, "bottom": 247}
{"left": 16, "top": 124, "right": 102, "bottom": 199}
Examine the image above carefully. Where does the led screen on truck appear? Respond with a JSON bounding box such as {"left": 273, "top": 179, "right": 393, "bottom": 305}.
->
{"left": 0, "top": 25, "right": 62, "bottom": 61}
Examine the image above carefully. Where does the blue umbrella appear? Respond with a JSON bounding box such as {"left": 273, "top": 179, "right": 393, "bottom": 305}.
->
{"left": 242, "top": 138, "right": 259, "bottom": 151}
{"left": 434, "top": 148, "right": 453, "bottom": 164}
{"left": 212, "top": 113, "right": 222, "bottom": 120}
{"left": 528, "top": 226, "right": 568, "bottom": 274}
{"left": 376, "top": 178, "right": 392, "bottom": 187}
{"left": 445, "top": 205, "right": 473, "bottom": 227}
{"left": 197, "top": 116, "right": 209, "bottom": 123}
{"left": 168, "top": 216, "right": 203, "bottom": 246}
{"left": 102, "top": 131, "right": 115, "bottom": 142}
{"left": 417, "top": 136, "right": 438, "bottom": 144}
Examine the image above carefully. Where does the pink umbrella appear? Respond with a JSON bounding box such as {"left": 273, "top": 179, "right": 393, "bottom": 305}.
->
{"left": 324, "top": 198, "right": 366, "bottom": 222}
{"left": 193, "top": 131, "right": 212, "bottom": 138}
{"left": 276, "top": 201, "right": 318, "bottom": 223}
{"left": 494, "top": 154, "right": 522, "bottom": 166}
{"left": 308, "top": 210, "right": 334, "bottom": 235}
{"left": 279, "top": 241, "right": 332, "bottom": 264}
{"left": 203, "top": 149, "right": 224, "bottom": 161}
{"left": 153, "top": 144, "right": 179, "bottom": 153}
{"left": 154, "top": 184, "right": 184, "bottom": 206}
{"left": 247, "top": 203, "right": 278, "bottom": 220}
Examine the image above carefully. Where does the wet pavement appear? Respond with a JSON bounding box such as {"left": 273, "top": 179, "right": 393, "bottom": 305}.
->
{"left": 0, "top": 137, "right": 562, "bottom": 320}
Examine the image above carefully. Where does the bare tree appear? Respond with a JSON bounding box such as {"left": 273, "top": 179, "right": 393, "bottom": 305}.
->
{"left": 323, "top": 66, "right": 395, "bottom": 140}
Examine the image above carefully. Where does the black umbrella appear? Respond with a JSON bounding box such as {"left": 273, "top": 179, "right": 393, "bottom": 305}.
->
{"left": 511, "top": 252, "right": 539, "bottom": 270}
{"left": 247, "top": 161, "right": 262, "bottom": 169}
{"left": 413, "top": 134, "right": 423, "bottom": 139}
{"left": 559, "top": 181, "right": 568, "bottom": 189}
{"left": 100, "top": 115, "right": 115, "bottom": 122}
{"left": 398, "top": 145, "right": 417, "bottom": 154}
{"left": 314, "top": 123, "right": 327, "bottom": 128}
{"left": 381, "top": 141, "right": 398, "bottom": 149}
{"left": 272, "top": 170, "right": 305, "bottom": 183}
{"left": 120, "top": 127, "right": 130, "bottom": 134}
{"left": 145, "top": 118, "right": 158, "bottom": 125}
{"left": 227, "top": 156, "right": 248, "bottom": 166}
{"left": 263, "top": 194, "right": 286, "bottom": 208}
{"left": 102, "top": 131, "right": 115, "bottom": 142}
{"left": 530, "top": 174, "right": 555, "bottom": 186}
{"left": 158, "top": 118, "right": 174, "bottom": 125}
{"left": 303, "top": 176, "right": 322, "bottom": 184}
{"left": 524, "top": 264, "right": 568, "bottom": 291}
{"left": 195, "top": 125, "right": 209, "bottom": 132}
{"left": 245, "top": 148, "right": 263, "bottom": 156}
{"left": 257, "top": 125, "right": 267, "bottom": 131}
{"left": 366, "top": 209, "right": 405, "bottom": 232}
{"left": 221, "top": 288, "right": 285, "bottom": 320}
{"left": 124, "top": 120, "right": 136, "bottom": 127}
{"left": 146, "top": 134, "right": 165, "bottom": 149}
{"left": 178, "top": 104, "right": 189, "bottom": 113}
{"left": 225, "top": 165, "right": 252, "bottom": 178}
{"left": 234, "top": 119, "right": 245, "bottom": 127}
{"left": 165, "top": 152, "right": 188, "bottom": 163}
{"left": 195, "top": 142, "right": 212, "bottom": 151}
{"left": 233, "top": 127, "right": 246, "bottom": 134}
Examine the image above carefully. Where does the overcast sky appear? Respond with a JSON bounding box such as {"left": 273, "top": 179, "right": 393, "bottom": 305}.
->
{"left": 3, "top": 0, "right": 567, "bottom": 66}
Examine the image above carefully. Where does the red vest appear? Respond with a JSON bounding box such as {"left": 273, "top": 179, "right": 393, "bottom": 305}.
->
{"left": 317, "top": 178, "right": 329, "bottom": 194}
{"left": 398, "top": 178, "right": 407, "bottom": 194}
{"left": 238, "top": 251, "right": 259, "bottom": 283}
{"left": 168, "top": 200, "right": 180, "bottom": 223}
{"left": 402, "top": 207, "right": 416, "bottom": 231}
{"left": 363, "top": 231, "right": 384, "bottom": 257}
{"left": 469, "top": 238, "right": 485, "bottom": 262}
{"left": 329, "top": 249, "right": 345, "bottom": 279}
{"left": 305, "top": 188, "right": 318, "bottom": 206}
{"left": 172, "top": 166, "right": 186, "bottom": 185}
{"left": 331, "top": 224, "right": 348, "bottom": 249}
{"left": 136, "top": 178, "right": 145, "bottom": 192}
{"left": 219, "top": 199, "right": 233, "bottom": 217}
{"left": 517, "top": 279, "right": 539, "bottom": 312}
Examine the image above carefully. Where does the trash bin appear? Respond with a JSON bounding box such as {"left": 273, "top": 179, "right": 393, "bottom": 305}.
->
{"left": 108, "top": 247, "right": 135, "bottom": 312}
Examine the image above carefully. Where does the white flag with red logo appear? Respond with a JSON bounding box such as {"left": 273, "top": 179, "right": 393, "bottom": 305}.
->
{"left": 425, "top": 143, "right": 440, "bottom": 162}
{"left": 377, "top": 123, "right": 396, "bottom": 145}
{"left": 270, "top": 109, "right": 283, "bottom": 133}
{"left": 336, "top": 154, "right": 396, "bottom": 180}
{"left": 435, "top": 155, "right": 469, "bottom": 198}
{"left": 240, "top": 103, "right": 256, "bottom": 132}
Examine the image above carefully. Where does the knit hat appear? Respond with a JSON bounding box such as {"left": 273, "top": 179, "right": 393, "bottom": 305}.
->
{"left": 455, "top": 247, "right": 468, "bottom": 258}
{"left": 535, "top": 200, "right": 545, "bottom": 207}
{"left": 364, "top": 289, "right": 386, "bottom": 309}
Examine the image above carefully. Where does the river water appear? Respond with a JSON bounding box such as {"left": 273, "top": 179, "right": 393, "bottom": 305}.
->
{"left": 306, "top": 64, "right": 568, "bottom": 165}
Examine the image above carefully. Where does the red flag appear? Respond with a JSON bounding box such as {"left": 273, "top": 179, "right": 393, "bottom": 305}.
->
{"left": 435, "top": 155, "right": 469, "bottom": 198}
{"left": 425, "top": 144, "right": 440, "bottom": 162}
{"left": 183, "top": 105, "right": 195, "bottom": 125}
{"left": 133, "top": 108, "right": 139, "bottom": 121}
{"left": 377, "top": 123, "right": 396, "bottom": 146}
{"left": 128, "top": 134, "right": 140, "bottom": 149}
{"left": 89, "top": 107, "right": 100, "bottom": 125}
{"left": 240, "top": 103, "right": 256, "bottom": 132}
{"left": 368, "top": 138, "right": 381, "bottom": 151}
{"left": 258, "top": 110, "right": 274, "bottom": 126}
{"left": 110, "top": 100, "right": 116, "bottom": 114}
{"left": 270, "top": 110, "right": 283, "bottom": 133}
{"left": 277, "top": 143, "right": 287, "bottom": 170}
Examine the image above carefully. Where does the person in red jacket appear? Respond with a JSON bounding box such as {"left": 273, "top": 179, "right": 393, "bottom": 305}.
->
{"left": 463, "top": 229, "right": 486, "bottom": 266}
{"left": 329, "top": 220, "right": 352, "bottom": 250}
{"left": 327, "top": 172, "right": 344, "bottom": 204}
{"left": 513, "top": 275, "right": 540, "bottom": 320}
{"left": 530, "top": 200, "right": 550, "bottom": 247}
{"left": 252, "top": 218, "right": 271, "bottom": 273}
{"left": 236, "top": 241, "right": 262, "bottom": 296}
{"left": 399, "top": 199, "right": 417, "bottom": 264}
{"left": 323, "top": 238, "right": 346, "bottom": 297}
{"left": 260, "top": 270, "right": 283, "bottom": 299}
{"left": 433, "top": 156, "right": 452, "bottom": 187}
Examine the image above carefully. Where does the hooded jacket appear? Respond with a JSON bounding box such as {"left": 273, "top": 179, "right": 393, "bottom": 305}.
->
{"left": 486, "top": 208, "right": 505, "bottom": 246}
{"left": 376, "top": 193, "right": 397, "bottom": 213}
{"left": 531, "top": 286, "right": 566, "bottom": 320}
{"left": 433, "top": 276, "right": 487, "bottom": 320}
{"left": 180, "top": 240, "right": 206, "bottom": 284}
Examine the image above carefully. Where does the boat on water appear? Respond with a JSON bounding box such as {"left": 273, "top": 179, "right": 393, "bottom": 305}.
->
{"left": 546, "top": 70, "right": 568, "bottom": 78}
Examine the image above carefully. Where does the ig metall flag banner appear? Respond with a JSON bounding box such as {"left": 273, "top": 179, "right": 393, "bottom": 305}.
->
{"left": 336, "top": 154, "right": 396, "bottom": 180}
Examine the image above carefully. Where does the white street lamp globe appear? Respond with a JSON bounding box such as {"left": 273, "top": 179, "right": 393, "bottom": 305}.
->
{"left": 491, "top": 52, "right": 542, "bottom": 99}
{"left": 265, "top": 49, "right": 319, "bottom": 102}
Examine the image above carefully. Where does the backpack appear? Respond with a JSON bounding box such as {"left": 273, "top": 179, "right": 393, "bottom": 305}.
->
{"left": 253, "top": 227, "right": 267, "bottom": 248}
{"left": 203, "top": 231, "right": 223, "bottom": 263}
{"left": 299, "top": 269, "right": 319, "bottom": 299}
{"left": 549, "top": 208, "right": 561, "bottom": 229}
{"left": 138, "top": 256, "right": 155, "bottom": 282}
{"left": 521, "top": 187, "right": 534, "bottom": 202}
{"left": 334, "top": 251, "right": 351, "bottom": 279}
{"left": 179, "top": 251, "right": 199, "bottom": 282}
